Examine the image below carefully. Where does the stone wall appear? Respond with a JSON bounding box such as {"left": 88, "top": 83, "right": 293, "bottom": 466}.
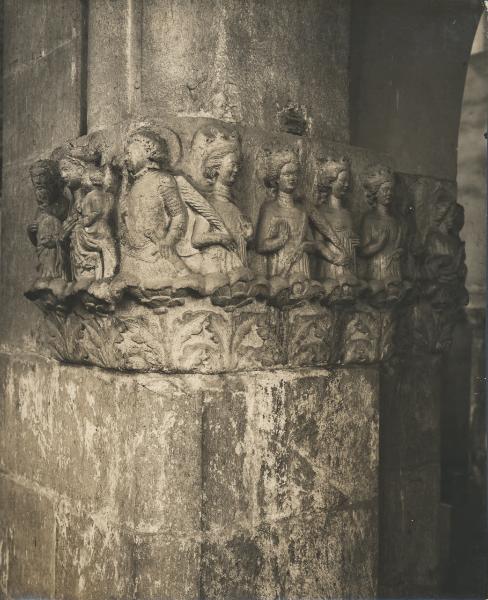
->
{"left": 442, "top": 19, "right": 487, "bottom": 594}
{"left": 1, "top": 0, "right": 85, "bottom": 351}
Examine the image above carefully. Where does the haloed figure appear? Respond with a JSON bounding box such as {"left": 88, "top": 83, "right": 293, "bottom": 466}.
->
{"left": 118, "top": 128, "right": 191, "bottom": 291}
{"left": 78, "top": 185, "right": 117, "bottom": 280}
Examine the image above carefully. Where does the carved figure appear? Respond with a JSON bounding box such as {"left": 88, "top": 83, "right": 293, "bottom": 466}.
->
{"left": 360, "top": 165, "right": 408, "bottom": 303}
{"left": 422, "top": 186, "right": 468, "bottom": 308}
{"left": 27, "top": 160, "right": 67, "bottom": 284}
{"left": 257, "top": 150, "right": 316, "bottom": 302}
{"left": 116, "top": 128, "right": 194, "bottom": 297}
{"left": 177, "top": 129, "right": 254, "bottom": 305}
{"left": 308, "top": 157, "right": 362, "bottom": 304}
{"left": 59, "top": 154, "right": 117, "bottom": 284}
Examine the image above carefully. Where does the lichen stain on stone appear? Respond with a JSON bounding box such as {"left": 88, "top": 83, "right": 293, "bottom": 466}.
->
{"left": 0, "top": 532, "right": 11, "bottom": 597}
{"left": 8, "top": 361, "right": 58, "bottom": 460}
{"left": 56, "top": 501, "right": 128, "bottom": 598}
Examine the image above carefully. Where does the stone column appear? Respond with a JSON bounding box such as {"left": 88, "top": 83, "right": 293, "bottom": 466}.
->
{"left": 0, "top": 1, "right": 479, "bottom": 599}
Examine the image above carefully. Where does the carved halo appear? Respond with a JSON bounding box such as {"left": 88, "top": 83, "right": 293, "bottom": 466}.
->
{"left": 126, "top": 122, "right": 183, "bottom": 169}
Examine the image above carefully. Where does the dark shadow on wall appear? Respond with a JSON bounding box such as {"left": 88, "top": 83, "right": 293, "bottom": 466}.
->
{"left": 441, "top": 313, "right": 487, "bottom": 597}
{"left": 441, "top": 17, "right": 487, "bottom": 595}
{"left": 350, "top": 0, "right": 481, "bottom": 180}
{"left": 350, "top": 1, "right": 485, "bottom": 598}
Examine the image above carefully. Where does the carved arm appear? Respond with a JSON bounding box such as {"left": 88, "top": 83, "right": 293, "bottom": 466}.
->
{"left": 360, "top": 224, "right": 389, "bottom": 257}
{"left": 256, "top": 206, "right": 289, "bottom": 254}
{"left": 159, "top": 178, "right": 188, "bottom": 249}
{"left": 191, "top": 217, "right": 236, "bottom": 252}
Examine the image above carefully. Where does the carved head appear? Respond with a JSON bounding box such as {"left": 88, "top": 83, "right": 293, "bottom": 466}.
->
{"left": 125, "top": 129, "right": 169, "bottom": 174}
{"left": 264, "top": 150, "right": 299, "bottom": 194}
{"left": 30, "top": 160, "right": 60, "bottom": 209}
{"left": 363, "top": 165, "right": 395, "bottom": 208}
{"left": 202, "top": 135, "right": 241, "bottom": 186}
{"left": 58, "top": 155, "right": 86, "bottom": 190}
{"left": 85, "top": 164, "right": 105, "bottom": 188}
{"left": 315, "top": 156, "right": 350, "bottom": 200}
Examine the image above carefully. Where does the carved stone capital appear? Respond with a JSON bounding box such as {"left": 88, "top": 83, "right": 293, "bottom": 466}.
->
{"left": 25, "top": 121, "right": 468, "bottom": 372}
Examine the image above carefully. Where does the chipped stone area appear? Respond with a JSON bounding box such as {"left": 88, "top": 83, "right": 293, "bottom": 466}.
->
{"left": 0, "top": 352, "right": 379, "bottom": 599}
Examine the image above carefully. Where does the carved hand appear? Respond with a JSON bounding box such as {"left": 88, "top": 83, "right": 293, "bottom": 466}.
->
{"left": 336, "top": 253, "right": 353, "bottom": 267}
{"left": 240, "top": 218, "right": 254, "bottom": 240}
{"left": 62, "top": 215, "right": 78, "bottom": 233}
{"left": 276, "top": 221, "right": 291, "bottom": 243}
{"left": 219, "top": 232, "right": 237, "bottom": 252}
{"left": 159, "top": 242, "right": 176, "bottom": 260}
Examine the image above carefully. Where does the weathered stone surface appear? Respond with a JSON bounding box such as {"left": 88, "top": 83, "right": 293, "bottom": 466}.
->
{"left": 1, "top": 163, "right": 52, "bottom": 354}
{"left": 87, "top": 0, "right": 142, "bottom": 130}
{"left": 201, "top": 507, "right": 377, "bottom": 599}
{"left": 202, "top": 369, "right": 379, "bottom": 536}
{"left": 381, "top": 357, "right": 441, "bottom": 471}
{"left": 458, "top": 51, "right": 487, "bottom": 308}
{"left": 132, "top": 533, "right": 200, "bottom": 600}
{"left": 0, "top": 356, "right": 379, "bottom": 598}
{"left": 380, "top": 463, "right": 440, "bottom": 598}
{"left": 379, "top": 357, "right": 442, "bottom": 598}
{"left": 200, "top": 368, "right": 379, "bottom": 598}
{"left": 0, "top": 476, "right": 55, "bottom": 599}
{"left": 141, "top": 0, "right": 350, "bottom": 140}
{"left": 0, "top": 353, "right": 137, "bottom": 521}
{"left": 1, "top": 0, "right": 84, "bottom": 350}
{"left": 351, "top": 0, "right": 481, "bottom": 180}
{"left": 54, "top": 504, "right": 134, "bottom": 600}
{"left": 131, "top": 375, "right": 202, "bottom": 535}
